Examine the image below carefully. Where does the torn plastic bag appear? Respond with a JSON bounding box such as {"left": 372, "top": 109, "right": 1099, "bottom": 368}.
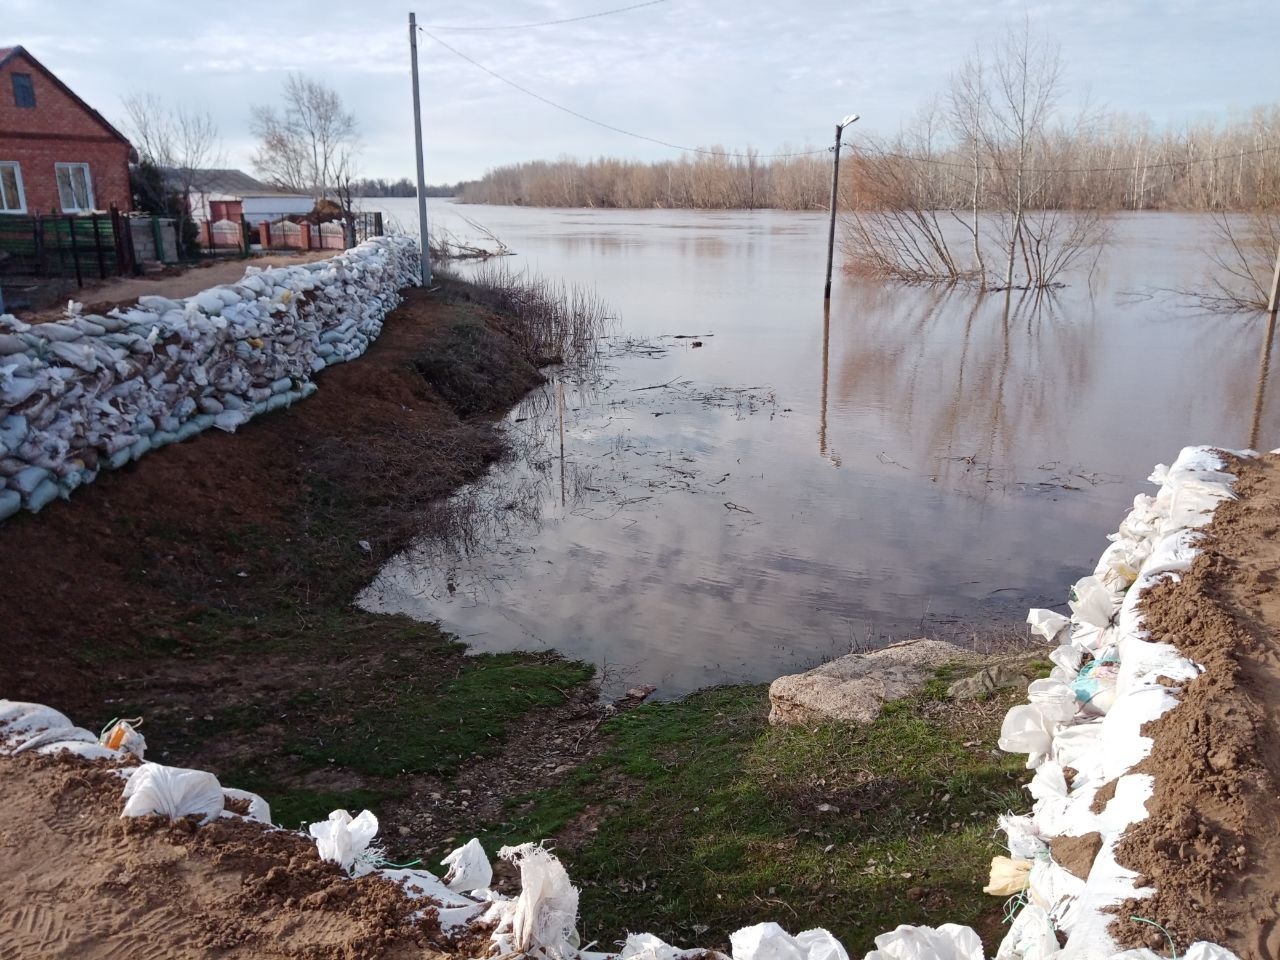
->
{"left": 1068, "top": 576, "right": 1120, "bottom": 629}
{"left": 1071, "top": 653, "right": 1121, "bottom": 716}
{"left": 442, "top": 837, "right": 493, "bottom": 893}
{"left": 983, "top": 856, "right": 1032, "bottom": 896}
{"left": 862, "top": 923, "right": 984, "bottom": 960}
{"left": 1027, "top": 609, "right": 1071, "bottom": 644}
{"left": 497, "top": 843, "right": 580, "bottom": 957}
{"left": 100, "top": 718, "right": 146, "bottom": 758}
{"left": 997, "top": 814, "right": 1046, "bottom": 859}
{"left": 222, "top": 787, "right": 271, "bottom": 823}
{"left": 121, "top": 762, "right": 224, "bottom": 821}
{"left": 995, "top": 904, "right": 1057, "bottom": 960}
{"left": 621, "top": 932, "right": 725, "bottom": 960}
{"left": 309, "top": 809, "right": 381, "bottom": 876}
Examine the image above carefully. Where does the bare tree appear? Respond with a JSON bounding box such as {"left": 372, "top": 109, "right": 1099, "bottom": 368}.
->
{"left": 250, "top": 74, "right": 359, "bottom": 203}
{"left": 123, "top": 93, "right": 222, "bottom": 252}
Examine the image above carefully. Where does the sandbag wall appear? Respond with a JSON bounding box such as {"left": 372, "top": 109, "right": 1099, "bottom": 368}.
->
{"left": 0, "top": 236, "right": 419, "bottom": 521}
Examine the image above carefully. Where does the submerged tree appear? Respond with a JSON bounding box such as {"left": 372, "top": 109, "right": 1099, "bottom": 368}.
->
{"left": 843, "top": 21, "right": 1109, "bottom": 290}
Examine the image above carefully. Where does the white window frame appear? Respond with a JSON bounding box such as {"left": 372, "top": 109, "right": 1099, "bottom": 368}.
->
{"left": 54, "top": 162, "right": 96, "bottom": 213}
{"left": 0, "top": 161, "right": 26, "bottom": 214}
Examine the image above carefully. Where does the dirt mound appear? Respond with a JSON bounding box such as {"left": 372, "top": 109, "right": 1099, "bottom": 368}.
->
{"left": 1110, "top": 452, "right": 1280, "bottom": 958}
{"left": 0, "top": 752, "right": 451, "bottom": 960}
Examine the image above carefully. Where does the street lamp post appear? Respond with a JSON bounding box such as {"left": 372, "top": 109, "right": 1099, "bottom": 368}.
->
{"left": 823, "top": 113, "right": 858, "bottom": 301}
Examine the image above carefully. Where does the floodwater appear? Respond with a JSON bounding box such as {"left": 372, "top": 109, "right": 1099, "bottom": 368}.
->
{"left": 357, "top": 198, "right": 1279, "bottom": 696}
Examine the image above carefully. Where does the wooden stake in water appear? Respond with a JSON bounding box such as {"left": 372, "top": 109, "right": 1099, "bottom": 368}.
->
{"left": 558, "top": 379, "right": 567, "bottom": 507}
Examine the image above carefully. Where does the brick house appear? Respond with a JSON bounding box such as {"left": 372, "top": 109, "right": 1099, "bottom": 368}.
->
{"left": 0, "top": 45, "right": 133, "bottom": 217}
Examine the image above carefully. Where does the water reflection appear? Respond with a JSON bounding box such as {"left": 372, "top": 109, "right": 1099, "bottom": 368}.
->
{"left": 358, "top": 201, "right": 1279, "bottom": 696}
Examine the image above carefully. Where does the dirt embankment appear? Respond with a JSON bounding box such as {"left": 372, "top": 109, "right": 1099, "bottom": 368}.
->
{"left": 0, "top": 281, "right": 604, "bottom": 842}
{"left": 1111, "top": 452, "right": 1280, "bottom": 958}
{"left": 0, "top": 752, "right": 452, "bottom": 960}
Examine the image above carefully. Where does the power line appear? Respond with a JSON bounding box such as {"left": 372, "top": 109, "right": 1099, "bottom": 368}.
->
{"left": 421, "top": 27, "right": 1280, "bottom": 173}
{"left": 419, "top": 27, "right": 832, "bottom": 159}
{"left": 422, "top": 0, "right": 669, "bottom": 32}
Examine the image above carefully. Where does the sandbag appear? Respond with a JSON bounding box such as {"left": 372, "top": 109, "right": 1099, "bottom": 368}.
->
{"left": 121, "top": 762, "right": 224, "bottom": 821}
{"left": 309, "top": 808, "right": 381, "bottom": 876}
{"left": 442, "top": 837, "right": 493, "bottom": 893}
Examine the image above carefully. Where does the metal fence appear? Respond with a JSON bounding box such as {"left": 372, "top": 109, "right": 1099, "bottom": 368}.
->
{"left": 0, "top": 206, "right": 137, "bottom": 287}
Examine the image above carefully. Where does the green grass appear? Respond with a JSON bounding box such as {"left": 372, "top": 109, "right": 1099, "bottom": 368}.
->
{"left": 282, "top": 653, "right": 595, "bottom": 779}
{"left": 477, "top": 673, "right": 1025, "bottom": 955}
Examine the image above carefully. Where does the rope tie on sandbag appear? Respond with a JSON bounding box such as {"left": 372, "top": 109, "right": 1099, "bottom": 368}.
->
{"left": 380, "top": 858, "right": 423, "bottom": 869}
{"left": 99, "top": 716, "right": 143, "bottom": 738}
{"left": 1128, "top": 916, "right": 1178, "bottom": 959}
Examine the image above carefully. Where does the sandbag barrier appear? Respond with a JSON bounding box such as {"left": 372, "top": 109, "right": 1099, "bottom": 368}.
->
{"left": 0, "top": 447, "right": 1248, "bottom": 960}
{"left": 0, "top": 236, "right": 420, "bottom": 520}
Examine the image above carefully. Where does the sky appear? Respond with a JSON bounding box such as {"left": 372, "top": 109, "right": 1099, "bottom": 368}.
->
{"left": 6, "top": 0, "right": 1278, "bottom": 183}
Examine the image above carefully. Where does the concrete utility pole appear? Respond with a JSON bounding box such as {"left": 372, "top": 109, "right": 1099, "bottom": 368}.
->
{"left": 823, "top": 114, "right": 858, "bottom": 301}
{"left": 409, "top": 12, "right": 432, "bottom": 286}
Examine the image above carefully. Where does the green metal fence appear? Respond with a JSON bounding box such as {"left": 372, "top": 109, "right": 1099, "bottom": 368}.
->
{"left": 0, "top": 206, "right": 136, "bottom": 287}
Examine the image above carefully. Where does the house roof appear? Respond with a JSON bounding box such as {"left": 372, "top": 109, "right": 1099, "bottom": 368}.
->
{"left": 170, "top": 168, "right": 312, "bottom": 200}
{"left": 0, "top": 45, "right": 132, "bottom": 147}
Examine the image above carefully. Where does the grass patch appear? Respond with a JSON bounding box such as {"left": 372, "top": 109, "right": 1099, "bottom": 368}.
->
{"left": 283, "top": 653, "right": 595, "bottom": 779}
{"left": 479, "top": 675, "right": 1025, "bottom": 955}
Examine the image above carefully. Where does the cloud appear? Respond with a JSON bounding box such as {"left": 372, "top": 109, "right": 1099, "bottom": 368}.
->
{"left": 7, "top": 0, "right": 1275, "bottom": 181}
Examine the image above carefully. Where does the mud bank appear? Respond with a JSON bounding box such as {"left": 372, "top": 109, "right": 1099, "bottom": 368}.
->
{"left": 0, "top": 276, "right": 603, "bottom": 830}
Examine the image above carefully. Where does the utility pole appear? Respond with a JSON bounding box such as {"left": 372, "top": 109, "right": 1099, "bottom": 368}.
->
{"left": 409, "top": 12, "right": 432, "bottom": 286}
{"left": 823, "top": 114, "right": 858, "bottom": 301}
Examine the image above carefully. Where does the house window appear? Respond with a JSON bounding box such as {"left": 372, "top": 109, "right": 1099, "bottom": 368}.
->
{"left": 11, "top": 73, "right": 35, "bottom": 109}
{"left": 0, "top": 162, "right": 26, "bottom": 213}
{"left": 55, "top": 162, "right": 95, "bottom": 213}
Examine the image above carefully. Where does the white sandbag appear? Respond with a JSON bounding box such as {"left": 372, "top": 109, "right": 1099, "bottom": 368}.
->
{"left": 442, "top": 837, "right": 493, "bottom": 893}
{"left": 37, "top": 740, "right": 122, "bottom": 760}
{"left": 621, "top": 932, "right": 718, "bottom": 960}
{"left": 1027, "top": 609, "right": 1071, "bottom": 643}
{"left": 222, "top": 787, "right": 271, "bottom": 824}
{"left": 496, "top": 843, "right": 580, "bottom": 957}
{"left": 121, "top": 762, "right": 224, "bottom": 821}
{"left": 0, "top": 700, "right": 93, "bottom": 754}
{"left": 862, "top": 923, "right": 984, "bottom": 960}
{"left": 995, "top": 904, "right": 1058, "bottom": 960}
{"left": 731, "top": 923, "right": 807, "bottom": 960}
{"left": 1109, "top": 945, "right": 1241, "bottom": 960}
{"left": 310, "top": 808, "right": 381, "bottom": 876}
{"left": 998, "top": 814, "right": 1046, "bottom": 859}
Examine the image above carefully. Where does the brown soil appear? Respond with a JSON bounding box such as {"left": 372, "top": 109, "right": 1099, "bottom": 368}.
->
{"left": 0, "top": 280, "right": 614, "bottom": 846}
{"left": 0, "top": 752, "right": 450, "bottom": 960}
{"left": 1110, "top": 452, "right": 1280, "bottom": 958}
{"left": 1050, "top": 831, "right": 1102, "bottom": 881}
{"left": 1090, "top": 778, "right": 1118, "bottom": 815}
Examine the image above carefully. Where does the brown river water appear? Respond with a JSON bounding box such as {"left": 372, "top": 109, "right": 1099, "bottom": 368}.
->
{"left": 357, "top": 199, "right": 1279, "bottom": 696}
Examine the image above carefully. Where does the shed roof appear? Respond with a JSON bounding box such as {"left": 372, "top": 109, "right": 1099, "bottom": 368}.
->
{"left": 171, "top": 168, "right": 313, "bottom": 200}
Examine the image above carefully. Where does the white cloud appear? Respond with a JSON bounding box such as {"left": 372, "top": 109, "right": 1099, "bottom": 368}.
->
{"left": 7, "top": 0, "right": 1275, "bottom": 181}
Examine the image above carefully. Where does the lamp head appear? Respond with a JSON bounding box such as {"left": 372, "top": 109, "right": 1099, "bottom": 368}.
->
{"left": 839, "top": 114, "right": 860, "bottom": 129}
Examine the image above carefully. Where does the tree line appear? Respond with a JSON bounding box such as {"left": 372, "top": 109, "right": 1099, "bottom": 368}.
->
{"left": 346, "top": 177, "right": 467, "bottom": 198}
{"left": 456, "top": 106, "right": 1279, "bottom": 215}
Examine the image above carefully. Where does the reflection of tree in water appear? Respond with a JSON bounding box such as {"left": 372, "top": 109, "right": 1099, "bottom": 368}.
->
{"left": 826, "top": 283, "right": 1100, "bottom": 492}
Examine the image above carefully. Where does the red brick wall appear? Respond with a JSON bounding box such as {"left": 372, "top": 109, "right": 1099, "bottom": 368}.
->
{"left": 0, "top": 50, "right": 132, "bottom": 214}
